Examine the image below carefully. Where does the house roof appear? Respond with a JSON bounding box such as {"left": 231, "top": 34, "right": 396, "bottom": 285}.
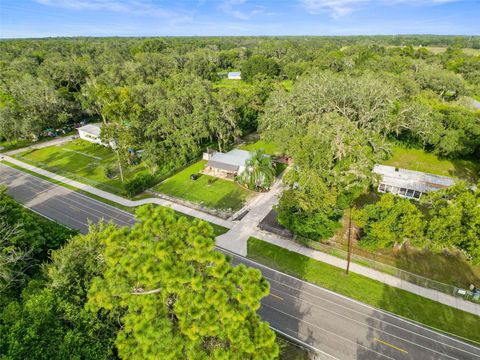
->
{"left": 373, "top": 164, "right": 456, "bottom": 193}
{"left": 228, "top": 72, "right": 241, "bottom": 77}
{"left": 206, "top": 149, "right": 251, "bottom": 172}
{"left": 77, "top": 123, "right": 101, "bottom": 137}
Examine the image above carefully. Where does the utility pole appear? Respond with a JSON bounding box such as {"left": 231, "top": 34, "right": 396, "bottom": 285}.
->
{"left": 346, "top": 207, "right": 353, "bottom": 275}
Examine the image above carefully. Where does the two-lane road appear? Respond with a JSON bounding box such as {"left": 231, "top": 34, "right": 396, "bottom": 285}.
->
{"left": 2, "top": 164, "right": 479, "bottom": 360}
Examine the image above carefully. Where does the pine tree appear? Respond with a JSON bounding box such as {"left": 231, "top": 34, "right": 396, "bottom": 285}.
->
{"left": 88, "top": 205, "right": 278, "bottom": 359}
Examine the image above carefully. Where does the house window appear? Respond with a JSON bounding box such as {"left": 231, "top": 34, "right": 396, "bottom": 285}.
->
{"left": 406, "top": 189, "right": 415, "bottom": 198}
{"left": 413, "top": 191, "right": 421, "bottom": 199}
{"left": 385, "top": 185, "right": 393, "bottom": 193}
{"left": 399, "top": 188, "right": 407, "bottom": 196}
{"left": 379, "top": 183, "right": 386, "bottom": 192}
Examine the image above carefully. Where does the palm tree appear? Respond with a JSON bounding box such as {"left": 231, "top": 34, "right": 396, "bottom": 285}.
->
{"left": 238, "top": 149, "right": 275, "bottom": 191}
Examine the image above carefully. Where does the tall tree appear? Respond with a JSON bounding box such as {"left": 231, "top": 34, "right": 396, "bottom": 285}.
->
{"left": 82, "top": 81, "right": 141, "bottom": 182}
{"left": 88, "top": 205, "right": 278, "bottom": 360}
{"left": 352, "top": 194, "right": 426, "bottom": 250}
{"left": 422, "top": 182, "right": 480, "bottom": 263}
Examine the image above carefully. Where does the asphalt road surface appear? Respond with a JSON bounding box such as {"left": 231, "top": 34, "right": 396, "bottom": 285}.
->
{"left": 2, "top": 164, "right": 480, "bottom": 360}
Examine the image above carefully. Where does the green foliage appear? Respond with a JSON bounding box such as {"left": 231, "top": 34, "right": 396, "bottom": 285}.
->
{"left": 422, "top": 182, "right": 480, "bottom": 264}
{"left": 238, "top": 149, "right": 275, "bottom": 191}
{"left": 352, "top": 194, "right": 426, "bottom": 249}
{"left": 241, "top": 55, "right": 280, "bottom": 82}
{"left": 0, "top": 186, "right": 76, "bottom": 295}
{"left": 0, "top": 224, "right": 118, "bottom": 360}
{"left": 260, "top": 73, "right": 395, "bottom": 240}
{"left": 124, "top": 173, "right": 157, "bottom": 198}
{"left": 353, "top": 184, "right": 480, "bottom": 264}
{"left": 88, "top": 205, "right": 278, "bottom": 360}
{"left": 277, "top": 204, "right": 341, "bottom": 240}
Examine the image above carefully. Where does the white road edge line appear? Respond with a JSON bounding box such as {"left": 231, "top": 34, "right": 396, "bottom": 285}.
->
{"left": 218, "top": 246, "right": 480, "bottom": 349}
{"left": 270, "top": 325, "right": 339, "bottom": 359}
{"left": 262, "top": 303, "right": 397, "bottom": 360}
{"left": 264, "top": 274, "right": 480, "bottom": 358}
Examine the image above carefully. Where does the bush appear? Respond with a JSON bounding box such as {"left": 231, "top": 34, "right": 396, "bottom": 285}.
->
{"left": 103, "top": 165, "right": 118, "bottom": 179}
{"left": 124, "top": 173, "right": 158, "bottom": 198}
{"left": 278, "top": 209, "right": 341, "bottom": 240}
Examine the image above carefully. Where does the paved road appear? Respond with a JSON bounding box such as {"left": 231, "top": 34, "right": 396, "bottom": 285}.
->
{"left": 1, "top": 164, "right": 479, "bottom": 360}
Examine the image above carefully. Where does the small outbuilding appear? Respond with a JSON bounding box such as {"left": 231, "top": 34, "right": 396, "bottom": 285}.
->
{"left": 373, "top": 164, "right": 456, "bottom": 200}
{"left": 77, "top": 123, "right": 115, "bottom": 148}
{"left": 77, "top": 123, "right": 102, "bottom": 144}
{"left": 227, "top": 71, "right": 241, "bottom": 80}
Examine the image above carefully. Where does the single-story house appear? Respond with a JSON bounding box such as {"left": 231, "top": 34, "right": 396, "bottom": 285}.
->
{"left": 227, "top": 71, "right": 241, "bottom": 80}
{"left": 373, "top": 164, "right": 456, "bottom": 200}
{"left": 77, "top": 123, "right": 115, "bottom": 148}
{"left": 203, "top": 149, "right": 251, "bottom": 178}
{"left": 77, "top": 123, "right": 102, "bottom": 144}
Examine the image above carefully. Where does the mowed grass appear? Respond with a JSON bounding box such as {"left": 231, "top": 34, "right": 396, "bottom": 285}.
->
{"left": 383, "top": 146, "right": 479, "bottom": 182}
{"left": 247, "top": 237, "right": 480, "bottom": 343}
{"left": 239, "top": 139, "right": 282, "bottom": 156}
{"left": 153, "top": 160, "right": 253, "bottom": 211}
{"left": 15, "top": 139, "right": 150, "bottom": 195}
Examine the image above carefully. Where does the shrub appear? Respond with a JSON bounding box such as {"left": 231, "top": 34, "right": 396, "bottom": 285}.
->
{"left": 103, "top": 165, "right": 118, "bottom": 179}
{"left": 124, "top": 173, "right": 157, "bottom": 198}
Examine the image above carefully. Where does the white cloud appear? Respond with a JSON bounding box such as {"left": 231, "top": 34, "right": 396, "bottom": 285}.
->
{"left": 219, "top": 0, "right": 266, "bottom": 20}
{"left": 299, "top": 0, "right": 461, "bottom": 18}
{"left": 34, "top": 0, "right": 187, "bottom": 18}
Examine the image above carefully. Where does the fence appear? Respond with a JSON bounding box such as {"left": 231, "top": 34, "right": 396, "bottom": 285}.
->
{"left": 146, "top": 189, "right": 234, "bottom": 220}
{"left": 295, "top": 235, "right": 480, "bottom": 304}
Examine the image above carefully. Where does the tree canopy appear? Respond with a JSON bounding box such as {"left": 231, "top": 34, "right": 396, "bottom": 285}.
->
{"left": 88, "top": 205, "right": 278, "bottom": 359}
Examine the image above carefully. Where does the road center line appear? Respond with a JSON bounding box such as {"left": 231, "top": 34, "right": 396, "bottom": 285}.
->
{"left": 270, "top": 293, "right": 283, "bottom": 300}
{"left": 374, "top": 337, "right": 409, "bottom": 354}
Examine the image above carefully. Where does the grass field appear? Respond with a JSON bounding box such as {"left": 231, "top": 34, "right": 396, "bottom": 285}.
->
{"left": 239, "top": 139, "right": 282, "bottom": 156}
{"left": 153, "top": 160, "right": 253, "bottom": 211}
{"left": 15, "top": 139, "right": 150, "bottom": 195}
{"left": 383, "top": 146, "right": 479, "bottom": 182}
{"left": 247, "top": 237, "right": 480, "bottom": 343}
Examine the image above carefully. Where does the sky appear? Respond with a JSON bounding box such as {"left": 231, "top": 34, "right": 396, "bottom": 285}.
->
{"left": 0, "top": 0, "right": 479, "bottom": 38}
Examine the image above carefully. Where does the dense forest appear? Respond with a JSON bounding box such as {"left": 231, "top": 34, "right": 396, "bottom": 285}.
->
{"left": 1, "top": 35, "right": 480, "bottom": 357}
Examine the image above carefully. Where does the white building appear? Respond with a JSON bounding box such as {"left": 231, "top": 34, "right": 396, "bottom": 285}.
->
{"left": 77, "top": 123, "right": 102, "bottom": 144}
{"left": 373, "top": 164, "right": 456, "bottom": 200}
{"left": 77, "top": 123, "right": 115, "bottom": 148}
{"left": 227, "top": 71, "right": 241, "bottom": 80}
{"left": 203, "top": 149, "right": 251, "bottom": 178}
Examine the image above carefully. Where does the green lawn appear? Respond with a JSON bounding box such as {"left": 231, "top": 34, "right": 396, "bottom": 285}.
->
{"left": 383, "top": 146, "right": 479, "bottom": 182}
{"left": 15, "top": 139, "right": 150, "bottom": 195}
{"left": 247, "top": 237, "right": 480, "bottom": 343}
{"left": 239, "top": 139, "right": 282, "bottom": 156}
{"left": 153, "top": 160, "right": 253, "bottom": 212}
